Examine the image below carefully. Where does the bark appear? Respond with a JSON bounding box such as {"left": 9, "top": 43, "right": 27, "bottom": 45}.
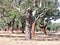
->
{"left": 31, "top": 21, "right": 36, "bottom": 38}
{"left": 8, "top": 26, "right": 13, "bottom": 34}
{"left": 25, "top": 0, "right": 47, "bottom": 39}
{"left": 4, "top": 26, "right": 7, "bottom": 31}
{"left": 33, "top": 0, "right": 37, "bottom": 7}
{"left": 7, "top": 19, "right": 14, "bottom": 34}
{"left": 40, "top": 24, "right": 47, "bottom": 35}
{"left": 25, "top": 21, "right": 31, "bottom": 39}
{"left": 16, "top": 24, "right": 19, "bottom": 33}
{"left": 42, "top": 28, "right": 47, "bottom": 35}
{"left": 31, "top": 13, "right": 44, "bottom": 38}
{"left": 21, "top": 24, "right": 25, "bottom": 33}
{"left": 25, "top": 8, "right": 32, "bottom": 39}
{"left": 8, "top": 22, "right": 13, "bottom": 33}
{"left": 22, "top": 29, "right": 24, "bottom": 33}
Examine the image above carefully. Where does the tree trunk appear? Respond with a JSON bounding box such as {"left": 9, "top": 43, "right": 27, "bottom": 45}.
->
{"left": 9, "top": 18, "right": 15, "bottom": 33}
{"left": 42, "top": 28, "right": 47, "bottom": 35}
{"left": 25, "top": 21, "right": 31, "bottom": 39}
{"left": 21, "top": 26, "right": 25, "bottom": 33}
{"left": 9, "top": 26, "right": 13, "bottom": 34}
{"left": 25, "top": 8, "right": 32, "bottom": 39}
{"left": 16, "top": 24, "right": 19, "bottom": 33}
{"left": 31, "top": 22, "right": 36, "bottom": 38}
{"left": 22, "top": 29, "right": 24, "bottom": 33}
{"left": 7, "top": 21, "right": 14, "bottom": 34}
{"left": 40, "top": 23, "right": 47, "bottom": 35}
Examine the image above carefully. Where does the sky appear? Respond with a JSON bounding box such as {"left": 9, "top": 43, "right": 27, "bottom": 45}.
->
{"left": 51, "top": 0, "right": 60, "bottom": 23}
{"left": 58, "top": 0, "right": 60, "bottom": 2}
{"left": 51, "top": 19, "right": 60, "bottom": 23}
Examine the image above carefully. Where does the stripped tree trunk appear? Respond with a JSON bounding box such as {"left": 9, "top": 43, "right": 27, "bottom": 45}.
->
{"left": 31, "top": 13, "right": 43, "bottom": 38}
{"left": 40, "top": 23, "right": 47, "bottom": 35}
{"left": 22, "top": 28, "right": 24, "bottom": 33}
{"left": 7, "top": 18, "right": 15, "bottom": 34}
{"left": 16, "top": 24, "right": 19, "bottom": 33}
{"left": 42, "top": 27, "right": 47, "bottom": 35}
{"left": 21, "top": 24, "right": 25, "bottom": 33}
{"left": 31, "top": 21, "right": 36, "bottom": 38}
{"left": 9, "top": 26, "right": 13, "bottom": 34}
{"left": 8, "top": 21, "right": 13, "bottom": 34}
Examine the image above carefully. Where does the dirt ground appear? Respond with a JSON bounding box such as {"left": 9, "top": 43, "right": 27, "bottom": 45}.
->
{"left": 0, "top": 31, "right": 60, "bottom": 45}
{"left": 0, "top": 37, "right": 60, "bottom": 45}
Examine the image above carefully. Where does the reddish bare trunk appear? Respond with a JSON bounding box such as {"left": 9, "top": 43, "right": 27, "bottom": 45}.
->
{"left": 42, "top": 28, "right": 47, "bottom": 35}
{"left": 31, "top": 22, "right": 36, "bottom": 38}
{"left": 40, "top": 23, "right": 47, "bottom": 35}
{"left": 22, "top": 29, "right": 24, "bottom": 33}
{"left": 16, "top": 24, "right": 19, "bottom": 33}
{"left": 8, "top": 27, "right": 13, "bottom": 34}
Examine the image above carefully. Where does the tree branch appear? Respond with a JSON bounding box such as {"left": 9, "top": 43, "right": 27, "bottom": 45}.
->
{"left": 35, "top": 12, "right": 46, "bottom": 22}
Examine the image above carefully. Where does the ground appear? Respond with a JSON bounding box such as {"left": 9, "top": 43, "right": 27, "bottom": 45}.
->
{"left": 0, "top": 31, "right": 60, "bottom": 45}
{"left": 0, "top": 37, "right": 60, "bottom": 45}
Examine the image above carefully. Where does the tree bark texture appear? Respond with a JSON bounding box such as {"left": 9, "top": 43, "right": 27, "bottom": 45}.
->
{"left": 25, "top": 8, "right": 32, "bottom": 39}
{"left": 31, "top": 22, "right": 36, "bottom": 38}
{"left": 40, "top": 23, "right": 47, "bottom": 35}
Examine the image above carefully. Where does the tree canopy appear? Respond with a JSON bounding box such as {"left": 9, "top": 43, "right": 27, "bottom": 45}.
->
{"left": 0, "top": 0, "right": 60, "bottom": 39}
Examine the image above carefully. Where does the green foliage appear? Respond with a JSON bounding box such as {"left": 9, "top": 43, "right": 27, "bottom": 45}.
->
{"left": 0, "top": 0, "right": 60, "bottom": 30}
{"left": 36, "top": 19, "right": 41, "bottom": 30}
{"left": 51, "top": 23, "right": 60, "bottom": 30}
{"left": 8, "top": 9, "right": 20, "bottom": 20}
{"left": 21, "top": 0, "right": 32, "bottom": 10}
{"left": 21, "top": 16, "right": 26, "bottom": 28}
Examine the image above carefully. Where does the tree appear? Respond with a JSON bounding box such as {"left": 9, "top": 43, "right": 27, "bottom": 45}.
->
{"left": 21, "top": 16, "right": 26, "bottom": 33}
{"left": 13, "top": 0, "right": 59, "bottom": 39}
{"left": 0, "top": 0, "right": 21, "bottom": 33}
{"left": 29, "top": 0, "right": 59, "bottom": 39}
{"left": 0, "top": 0, "right": 60, "bottom": 39}
{"left": 25, "top": 8, "right": 32, "bottom": 39}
